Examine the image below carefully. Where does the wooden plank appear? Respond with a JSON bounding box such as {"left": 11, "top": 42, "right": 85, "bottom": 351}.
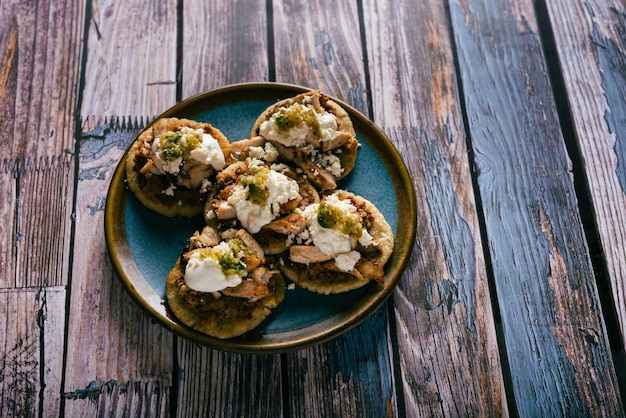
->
{"left": 271, "top": 1, "right": 398, "bottom": 416}
{"left": 0, "top": 172, "right": 17, "bottom": 286}
{"left": 181, "top": 0, "right": 269, "bottom": 99}
{"left": 283, "top": 309, "right": 395, "bottom": 418}
{"left": 0, "top": 0, "right": 83, "bottom": 414}
{"left": 0, "top": 287, "right": 66, "bottom": 417}
{"left": 0, "top": 1, "right": 81, "bottom": 157}
{"left": 175, "top": 2, "right": 285, "bottom": 417}
{"left": 362, "top": 0, "right": 508, "bottom": 415}
{"left": 64, "top": 0, "right": 178, "bottom": 415}
{"left": 80, "top": 0, "right": 177, "bottom": 118}
{"left": 272, "top": 0, "right": 368, "bottom": 109}
{"left": 0, "top": 0, "right": 83, "bottom": 288}
{"left": 543, "top": 0, "right": 626, "bottom": 352}
{"left": 64, "top": 201, "right": 173, "bottom": 416}
{"left": 0, "top": 13, "right": 19, "bottom": 286}
{"left": 176, "top": 346, "right": 283, "bottom": 418}
{"left": 449, "top": 0, "right": 624, "bottom": 415}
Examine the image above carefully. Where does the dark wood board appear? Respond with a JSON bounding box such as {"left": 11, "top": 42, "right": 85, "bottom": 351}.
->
{"left": 543, "top": 0, "right": 626, "bottom": 354}
{"left": 362, "top": 0, "right": 509, "bottom": 415}
{"left": 448, "top": 0, "right": 624, "bottom": 415}
{"left": 0, "top": 0, "right": 83, "bottom": 415}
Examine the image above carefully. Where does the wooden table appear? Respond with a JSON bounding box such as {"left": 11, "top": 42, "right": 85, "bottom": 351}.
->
{"left": 1, "top": 0, "right": 625, "bottom": 416}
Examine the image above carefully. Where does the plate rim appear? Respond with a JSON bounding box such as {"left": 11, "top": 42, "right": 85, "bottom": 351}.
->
{"left": 104, "top": 81, "right": 417, "bottom": 354}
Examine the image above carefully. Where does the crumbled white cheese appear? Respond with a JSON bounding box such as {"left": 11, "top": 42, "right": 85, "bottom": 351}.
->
{"left": 248, "top": 158, "right": 265, "bottom": 172}
{"left": 263, "top": 142, "right": 279, "bottom": 162}
{"left": 199, "top": 179, "right": 212, "bottom": 194}
{"left": 152, "top": 128, "right": 225, "bottom": 177}
{"left": 334, "top": 250, "right": 361, "bottom": 272}
{"left": 162, "top": 183, "right": 177, "bottom": 196}
{"left": 359, "top": 228, "right": 373, "bottom": 247}
{"left": 259, "top": 118, "right": 309, "bottom": 147}
{"left": 304, "top": 204, "right": 352, "bottom": 256}
{"left": 246, "top": 143, "right": 279, "bottom": 162}
{"left": 270, "top": 163, "right": 290, "bottom": 173}
{"left": 247, "top": 146, "right": 266, "bottom": 160}
{"left": 315, "top": 112, "right": 338, "bottom": 142}
{"left": 227, "top": 167, "right": 300, "bottom": 233}
{"left": 286, "top": 227, "right": 312, "bottom": 247}
{"left": 310, "top": 149, "right": 343, "bottom": 177}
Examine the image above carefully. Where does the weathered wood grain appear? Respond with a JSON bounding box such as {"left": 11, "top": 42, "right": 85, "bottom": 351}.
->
{"left": 3, "top": 0, "right": 625, "bottom": 414}
{"left": 363, "top": 0, "right": 508, "bottom": 415}
{"left": 176, "top": 346, "right": 283, "bottom": 418}
{"left": 181, "top": 0, "right": 269, "bottom": 99}
{"left": 64, "top": 188, "right": 174, "bottom": 415}
{"left": 271, "top": 0, "right": 398, "bottom": 416}
{"left": 0, "top": 0, "right": 83, "bottom": 415}
{"left": 80, "top": 0, "right": 178, "bottom": 118}
{"left": 283, "top": 309, "right": 395, "bottom": 418}
{"left": 543, "top": 0, "right": 626, "bottom": 352}
{"left": 0, "top": 172, "right": 17, "bottom": 286}
{"left": 272, "top": 0, "right": 368, "bottom": 111}
{"left": 0, "top": 287, "right": 66, "bottom": 417}
{"left": 64, "top": 0, "right": 178, "bottom": 415}
{"left": 449, "top": 0, "right": 624, "bottom": 415}
{"left": 0, "top": 0, "right": 83, "bottom": 288}
{"left": 0, "top": 15, "right": 19, "bottom": 285}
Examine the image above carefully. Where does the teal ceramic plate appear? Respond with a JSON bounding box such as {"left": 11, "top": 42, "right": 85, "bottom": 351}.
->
{"left": 105, "top": 82, "right": 416, "bottom": 353}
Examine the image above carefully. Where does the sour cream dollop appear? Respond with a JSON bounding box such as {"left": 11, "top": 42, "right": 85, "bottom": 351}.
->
{"left": 259, "top": 103, "right": 338, "bottom": 147}
{"left": 184, "top": 244, "right": 245, "bottom": 292}
{"left": 300, "top": 193, "right": 371, "bottom": 272}
{"left": 152, "top": 127, "right": 226, "bottom": 175}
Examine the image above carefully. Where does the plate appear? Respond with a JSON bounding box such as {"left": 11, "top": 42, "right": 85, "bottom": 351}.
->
{"left": 105, "top": 82, "right": 416, "bottom": 353}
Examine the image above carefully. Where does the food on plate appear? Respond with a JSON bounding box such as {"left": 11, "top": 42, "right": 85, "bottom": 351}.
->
{"left": 251, "top": 90, "right": 359, "bottom": 191}
{"left": 125, "top": 117, "right": 234, "bottom": 217}
{"left": 122, "top": 89, "right": 397, "bottom": 340}
{"left": 278, "top": 190, "right": 394, "bottom": 294}
{"left": 215, "top": 139, "right": 323, "bottom": 255}
{"left": 204, "top": 157, "right": 319, "bottom": 242}
{"left": 166, "top": 226, "right": 286, "bottom": 339}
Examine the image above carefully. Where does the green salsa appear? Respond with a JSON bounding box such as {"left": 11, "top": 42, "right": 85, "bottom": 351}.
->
{"left": 158, "top": 130, "right": 203, "bottom": 161}
{"left": 219, "top": 252, "right": 246, "bottom": 276}
{"left": 197, "top": 244, "right": 246, "bottom": 276}
{"left": 241, "top": 167, "right": 271, "bottom": 205}
{"left": 274, "top": 104, "right": 322, "bottom": 137}
{"left": 317, "top": 199, "right": 362, "bottom": 236}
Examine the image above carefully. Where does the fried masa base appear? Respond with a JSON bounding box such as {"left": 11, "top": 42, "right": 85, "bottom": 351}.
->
{"left": 250, "top": 91, "right": 359, "bottom": 181}
{"left": 280, "top": 190, "right": 395, "bottom": 295}
{"left": 125, "top": 117, "right": 232, "bottom": 217}
{"left": 165, "top": 259, "right": 286, "bottom": 339}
